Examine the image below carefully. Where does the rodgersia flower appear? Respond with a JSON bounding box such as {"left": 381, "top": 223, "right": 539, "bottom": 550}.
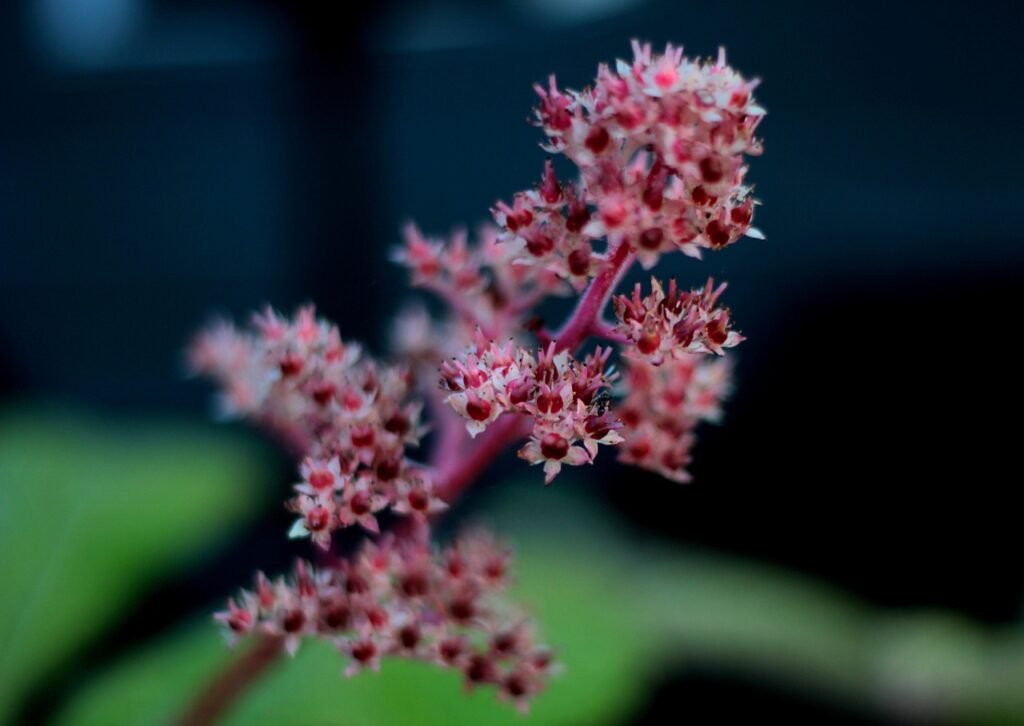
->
{"left": 491, "top": 41, "right": 764, "bottom": 289}
{"left": 191, "top": 40, "right": 765, "bottom": 714}
{"left": 617, "top": 353, "right": 732, "bottom": 482}
{"left": 614, "top": 277, "right": 744, "bottom": 364}
{"left": 191, "top": 305, "right": 440, "bottom": 548}
{"left": 215, "top": 533, "right": 553, "bottom": 709}
{"left": 440, "top": 340, "right": 622, "bottom": 484}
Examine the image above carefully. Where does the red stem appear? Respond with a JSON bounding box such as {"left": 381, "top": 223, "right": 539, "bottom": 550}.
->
{"left": 434, "top": 414, "right": 531, "bottom": 501}
{"left": 426, "top": 386, "right": 469, "bottom": 471}
{"left": 590, "top": 320, "right": 631, "bottom": 345}
{"left": 177, "top": 635, "right": 284, "bottom": 726}
{"left": 550, "top": 239, "right": 634, "bottom": 353}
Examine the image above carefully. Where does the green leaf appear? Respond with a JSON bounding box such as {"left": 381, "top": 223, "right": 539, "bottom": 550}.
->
{"left": 54, "top": 478, "right": 1024, "bottom": 725}
{"left": 0, "top": 406, "right": 270, "bottom": 723}
{"left": 58, "top": 485, "right": 664, "bottom": 726}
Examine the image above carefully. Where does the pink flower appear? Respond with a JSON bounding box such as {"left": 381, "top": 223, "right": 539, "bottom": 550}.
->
{"left": 295, "top": 456, "right": 343, "bottom": 496}
{"left": 194, "top": 39, "right": 767, "bottom": 710}
{"left": 518, "top": 424, "right": 592, "bottom": 484}
{"left": 614, "top": 277, "right": 744, "bottom": 363}
{"left": 392, "top": 474, "right": 448, "bottom": 519}
{"left": 215, "top": 534, "right": 553, "bottom": 703}
{"left": 213, "top": 594, "right": 258, "bottom": 647}
{"left": 616, "top": 353, "right": 732, "bottom": 482}
{"left": 288, "top": 494, "right": 335, "bottom": 549}
{"left": 338, "top": 476, "right": 389, "bottom": 534}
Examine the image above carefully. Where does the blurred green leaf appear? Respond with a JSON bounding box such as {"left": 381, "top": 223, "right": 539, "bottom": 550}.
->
{"left": 48, "top": 473, "right": 1024, "bottom": 725}
{"left": 58, "top": 490, "right": 663, "bottom": 726}
{"left": 0, "top": 406, "right": 270, "bottom": 723}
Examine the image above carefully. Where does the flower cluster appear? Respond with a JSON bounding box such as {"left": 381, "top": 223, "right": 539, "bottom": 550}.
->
{"left": 393, "top": 223, "right": 567, "bottom": 342}
{"left": 617, "top": 353, "right": 732, "bottom": 482}
{"left": 191, "top": 40, "right": 766, "bottom": 712}
{"left": 189, "top": 306, "right": 444, "bottom": 547}
{"left": 440, "top": 338, "right": 623, "bottom": 483}
{"left": 216, "top": 531, "right": 552, "bottom": 711}
{"left": 493, "top": 41, "right": 764, "bottom": 287}
{"left": 613, "top": 277, "right": 743, "bottom": 365}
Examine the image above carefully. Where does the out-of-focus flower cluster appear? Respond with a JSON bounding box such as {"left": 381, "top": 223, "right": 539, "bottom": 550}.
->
{"left": 614, "top": 277, "right": 743, "bottom": 365}
{"left": 189, "top": 306, "right": 445, "bottom": 547}
{"left": 440, "top": 337, "right": 623, "bottom": 483}
{"left": 492, "top": 41, "right": 763, "bottom": 287}
{"left": 216, "top": 531, "right": 552, "bottom": 711}
{"left": 617, "top": 353, "right": 731, "bottom": 482}
{"left": 393, "top": 223, "right": 567, "bottom": 343}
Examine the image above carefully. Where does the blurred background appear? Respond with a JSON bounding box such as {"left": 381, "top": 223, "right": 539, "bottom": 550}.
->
{"left": 2, "top": 0, "right": 1023, "bottom": 723}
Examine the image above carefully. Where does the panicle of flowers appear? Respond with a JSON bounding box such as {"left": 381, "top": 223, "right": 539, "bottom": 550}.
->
{"left": 192, "top": 40, "right": 767, "bottom": 713}
{"left": 189, "top": 305, "right": 445, "bottom": 546}
{"left": 616, "top": 353, "right": 732, "bottom": 483}
{"left": 215, "top": 530, "right": 553, "bottom": 712}
{"left": 613, "top": 276, "right": 743, "bottom": 365}
{"left": 440, "top": 336, "right": 623, "bottom": 484}
{"left": 491, "top": 41, "right": 764, "bottom": 290}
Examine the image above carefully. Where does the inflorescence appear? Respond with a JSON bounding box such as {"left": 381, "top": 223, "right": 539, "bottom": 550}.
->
{"left": 190, "top": 40, "right": 765, "bottom": 710}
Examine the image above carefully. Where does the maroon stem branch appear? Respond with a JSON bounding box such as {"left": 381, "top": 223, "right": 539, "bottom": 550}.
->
{"left": 177, "top": 635, "right": 284, "bottom": 726}
{"left": 550, "top": 239, "right": 634, "bottom": 353}
{"left": 434, "top": 413, "right": 531, "bottom": 502}
{"left": 589, "top": 320, "right": 631, "bottom": 345}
